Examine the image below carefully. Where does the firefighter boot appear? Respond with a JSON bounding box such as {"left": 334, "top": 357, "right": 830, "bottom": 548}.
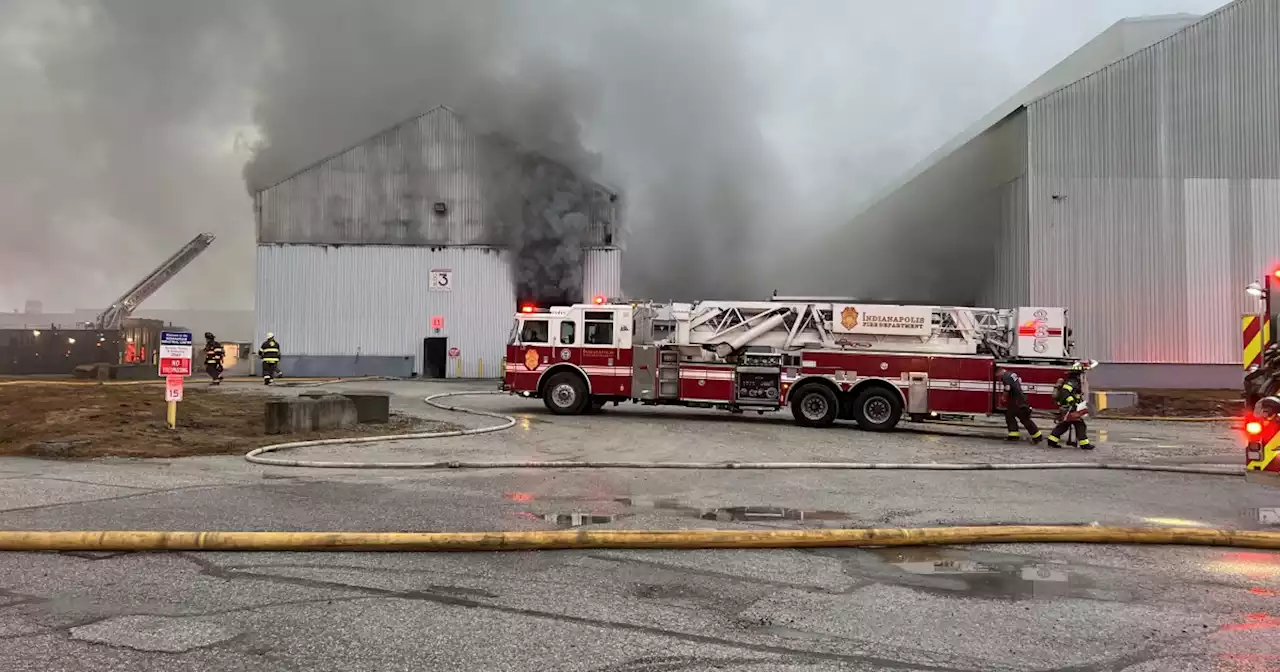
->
{"left": 1006, "top": 431, "right": 1021, "bottom": 442}
{"left": 1030, "top": 430, "right": 1044, "bottom": 446}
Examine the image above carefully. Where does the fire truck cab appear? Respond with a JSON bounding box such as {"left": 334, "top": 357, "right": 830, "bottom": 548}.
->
{"left": 504, "top": 297, "right": 1080, "bottom": 431}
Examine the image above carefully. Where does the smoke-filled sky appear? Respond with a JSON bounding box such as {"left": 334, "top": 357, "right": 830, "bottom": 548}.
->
{"left": 0, "top": 0, "right": 1227, "bottom": 311}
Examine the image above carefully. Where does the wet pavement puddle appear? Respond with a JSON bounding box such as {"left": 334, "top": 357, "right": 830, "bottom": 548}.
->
{"left": 516, "top": 512, "right": 626, "bottom": 528}
{"left": 512, "top": 493, "right": 855, "bottom": 529}
{"left": 859, "top": 546, "right": 1085, "bottom": 600}
{"left": 616, "top": 499, "right": 851, "bottom": 526}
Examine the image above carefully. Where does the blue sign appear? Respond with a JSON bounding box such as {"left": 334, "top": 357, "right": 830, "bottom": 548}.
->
{"left": 160, "top": 331, "right": 193, "bottom": 346}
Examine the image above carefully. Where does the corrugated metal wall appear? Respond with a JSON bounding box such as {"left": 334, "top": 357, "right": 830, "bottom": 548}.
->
{"left": 977, "top": 174, "right": 1031, "bottom": 308}
{"left": 812, "top": 108, "right": 1029, "bottom": 306}
{"left": 257, "top": 106, "right": 618, "bottom": 248}
{"left": 1027, "top": 0, "right": 1280, "bottom": 364}
{"left": 256, "top": 245, "right": 515, "bottom": 378}
{"left": 581, "top": 248, "right": 623, "bottom": 302}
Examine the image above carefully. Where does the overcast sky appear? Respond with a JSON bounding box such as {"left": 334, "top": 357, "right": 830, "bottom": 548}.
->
{"left": 0, "top": 0, "right": 1228, "bottom": 312}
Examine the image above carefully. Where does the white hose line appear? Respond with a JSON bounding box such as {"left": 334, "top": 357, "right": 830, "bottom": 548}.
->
{"left": 242, "top": 390, "right": 1243, "bottom": 476}
{"left": 244, "top": 391, "right": 516, "bottom": 467}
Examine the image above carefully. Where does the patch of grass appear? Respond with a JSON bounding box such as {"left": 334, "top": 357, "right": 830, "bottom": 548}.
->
{"left": 0, "top": 385, "right": 447, "bottom": 459}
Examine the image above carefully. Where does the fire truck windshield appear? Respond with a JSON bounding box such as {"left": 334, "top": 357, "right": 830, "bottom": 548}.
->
{"left": 519, "top": 319, "right": 550, "bottom": 344}
{"left": 506, "top": 318, "right": 519, "bottom": 345}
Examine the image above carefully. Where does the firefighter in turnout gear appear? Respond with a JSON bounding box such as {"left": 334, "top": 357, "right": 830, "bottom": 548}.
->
{"left": 258, "top": 332, "right": 281, "bottom": 385}
{"left": 203, "top": 332, "right": 225, "bottom": 385}
{"left": 996, "top": 367, "right": 1042, "bottom": 444}
{"left": 1047, "top": 361, "right": 1094, "bottom": 450}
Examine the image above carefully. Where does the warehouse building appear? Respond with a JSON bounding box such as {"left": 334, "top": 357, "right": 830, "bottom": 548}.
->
{"left": 254, "top": 106, "right": 622, "bottom": 378}
{"left": 822, "top": 0, "right": 1279, "bottom": 388}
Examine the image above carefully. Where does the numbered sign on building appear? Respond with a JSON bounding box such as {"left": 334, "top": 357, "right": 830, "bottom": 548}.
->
{"left": 429, "top": 269, "right": 453, "bottom": 292}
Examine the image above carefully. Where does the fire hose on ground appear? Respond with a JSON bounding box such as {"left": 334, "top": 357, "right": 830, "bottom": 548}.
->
{"left": 1, "top": 526, "right": 1279, "bottom": 552}
{"left": 0, "top": 390, "right": 1264, "bottom": 555}
{"left": 241, "top": 391, "right": 1242, "bottom": 476}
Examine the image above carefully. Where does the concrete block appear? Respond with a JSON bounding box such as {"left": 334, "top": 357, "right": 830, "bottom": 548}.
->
{"left": 1093, "top": 390, "right": 1138, "bottom": 411}
{"left": 264, "top": 395, "right": 359, "bottom": 435}
{"left": 110, "top": 364, "right": 158, "bottom": 381}
{"left": 264, "top": 400, "right": 292, "bottom": 435}
{"left": 340, "top": 391, "right": 391, "bottom": 423}
{"left": 299, "top": 390, "right": 390, "bottom": 423}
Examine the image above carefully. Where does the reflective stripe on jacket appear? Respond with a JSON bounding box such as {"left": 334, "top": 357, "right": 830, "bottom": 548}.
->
{"left": 259, "top": 340, "right": 281, "bottom": 363}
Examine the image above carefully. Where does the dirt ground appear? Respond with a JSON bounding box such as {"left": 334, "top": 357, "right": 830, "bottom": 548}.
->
{"left": 0, "top": 384, "right": 445, "bottom": 459}
{"left": 1101, "top": 388, "right": 1243, "bottom": 418}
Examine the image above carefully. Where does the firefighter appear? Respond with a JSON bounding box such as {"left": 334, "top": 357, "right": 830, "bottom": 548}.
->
{"left": 996, "top": 366, "right": 1042, "bottom": 444}
{"left": 1047, "top": 362, "right": 1092, "bottom": 450}
{"left": 203, "top": 332, "right": 225, "bottom": 385}
{"left": 258, "top": 332, "right": 281, "bottom": 385}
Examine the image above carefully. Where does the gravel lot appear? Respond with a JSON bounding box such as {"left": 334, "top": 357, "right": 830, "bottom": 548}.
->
{"left": 1, "top": 380, "right": 1277, "bottom": 671}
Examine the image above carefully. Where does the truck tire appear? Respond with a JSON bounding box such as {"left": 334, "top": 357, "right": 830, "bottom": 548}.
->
{"left": 791, "top": 384, "right": 839, "bottom": 428}
{"left": 852, "top": 386, "right": 902, "bottom": 432}
{"left": 543, "top": 373, "right": 588, "bottom": 415}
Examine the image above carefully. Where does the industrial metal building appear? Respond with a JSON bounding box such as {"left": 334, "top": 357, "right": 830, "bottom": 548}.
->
{"left": 254, "top": 106, "right": 622, "bottom": 378}
{"left": 824, "top": 0, "right": 1279, "bottom": 388}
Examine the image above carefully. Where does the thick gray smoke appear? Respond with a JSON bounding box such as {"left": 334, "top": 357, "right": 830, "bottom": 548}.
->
{"left": 240, "top": 0, "right": 783, "bottom": 303}
{"left": 0, "top": 0, "right": 263, "bottom": 312}
{"left": 0, "top": 0, "right": 782, "bottom": 311}
{"left": 3, "top": 0, "right": 1221, "bottom": 312}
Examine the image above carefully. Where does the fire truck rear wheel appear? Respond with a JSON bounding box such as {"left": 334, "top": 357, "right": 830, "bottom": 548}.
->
{"left": 543, "top": 373, "right": 588, "bottom": 415}
{"left": 790, "top": 385, "right": 839, "bottom": 428}
{"left": 852, "top": 386, "right": 902, "bottom": 432}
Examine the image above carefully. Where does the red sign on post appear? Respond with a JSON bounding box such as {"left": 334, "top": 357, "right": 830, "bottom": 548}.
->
{"left": 165, "top": 375, "right": 185, "bottom": 402}
{"left": 431, "top": 315, "right": 444, "bottom": 330}
{"left": 448, "top": 347, "right": 460, "bottom": 358}
{"left": 158, "top": 346, "right": 192, "bottom": 376}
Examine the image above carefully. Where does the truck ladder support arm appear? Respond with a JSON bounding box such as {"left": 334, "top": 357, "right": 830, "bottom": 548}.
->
{"left": 94, "top": 232, "right": 216, "bottom": 330}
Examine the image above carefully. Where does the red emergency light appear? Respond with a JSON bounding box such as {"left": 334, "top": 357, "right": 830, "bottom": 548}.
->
{"left": 1272, "top": 268, "right": 1280, "bottom": 281}
{"left": 592, "top": 295, "right": 605, "bottom": 305}
{"left": 1246, "top": 420, "right": 1264, "bottom": 436}
{"left": 520, "top": 304, "right": 536, "bottom": 314}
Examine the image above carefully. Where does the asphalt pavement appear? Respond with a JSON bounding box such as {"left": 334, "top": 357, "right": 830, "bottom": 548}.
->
{"left": 2, "top": 380, "right": 1278, "bottom": 671}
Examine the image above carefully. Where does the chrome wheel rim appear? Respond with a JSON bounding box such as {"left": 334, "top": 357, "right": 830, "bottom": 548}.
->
{"left": 552, "top": 383, "right": 577, "bottom": 408}
{"left": 801, "top": 394, "right": 829, "bottom": 421}
{"left": 864, "top": 397, "right": 892, "bottom": 424}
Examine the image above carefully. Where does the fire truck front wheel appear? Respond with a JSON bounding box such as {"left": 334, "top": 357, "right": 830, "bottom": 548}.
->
{"left": 852, "top": 386, "right": 902, "bottom": 432}
{"left": 790, "top": 385, "right": 839, "bottom": 428}
{"left": 542, "top": 372, "right": 589, "bottom": 415}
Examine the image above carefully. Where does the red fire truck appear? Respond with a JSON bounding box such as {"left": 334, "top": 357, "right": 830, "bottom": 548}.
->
{"left": 502, "top": 296, "right": 1080, "bottom": 431}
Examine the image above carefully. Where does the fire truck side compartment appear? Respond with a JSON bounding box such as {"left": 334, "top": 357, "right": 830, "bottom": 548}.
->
{"left": 630, "top": 345, "right": 659, "bottom": 401}
{"left": 906, "top": 373, "right": 929, "bottom": 414}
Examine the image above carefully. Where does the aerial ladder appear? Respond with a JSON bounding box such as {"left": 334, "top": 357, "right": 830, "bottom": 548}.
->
{"left": 649, "top": 298, "right": 1026, "bottom": 360}
{"left": 91, "top": 233, "right": 216, "bottom": 330}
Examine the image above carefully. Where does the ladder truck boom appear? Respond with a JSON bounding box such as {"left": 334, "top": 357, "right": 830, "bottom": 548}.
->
{"left": 93, "top": 233, "right": 216, "bottom": 330}
{"left": 657, "top": 300, "right": 1043, "bottom": 360}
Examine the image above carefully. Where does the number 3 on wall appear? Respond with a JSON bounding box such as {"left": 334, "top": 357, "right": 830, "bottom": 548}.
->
{"left": 430, "top": 269, "right": 453, "bottom": 291}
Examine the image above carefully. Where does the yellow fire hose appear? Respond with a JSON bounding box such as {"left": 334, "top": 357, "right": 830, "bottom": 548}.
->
{"left": 1, "top": 526, "right": 1279, "bottom": 552}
